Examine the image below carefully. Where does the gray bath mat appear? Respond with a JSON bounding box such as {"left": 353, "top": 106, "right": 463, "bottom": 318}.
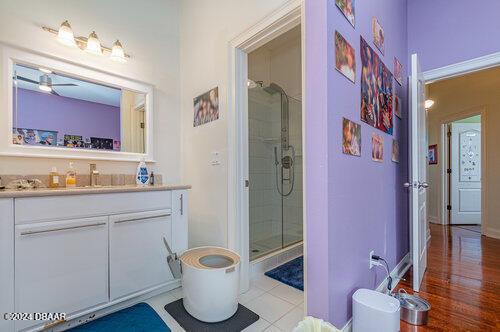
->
{"left": 164, "top": 299, "right": 259, "bottom": 332}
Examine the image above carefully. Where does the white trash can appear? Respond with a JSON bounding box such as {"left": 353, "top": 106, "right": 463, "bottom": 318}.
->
{"left": 352, "top": 289, "right": 400, "bottom": 332}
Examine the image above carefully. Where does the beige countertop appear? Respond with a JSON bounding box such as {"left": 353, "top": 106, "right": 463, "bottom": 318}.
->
{"left": 0, "top": 184, "right": 191, "bottom": 198}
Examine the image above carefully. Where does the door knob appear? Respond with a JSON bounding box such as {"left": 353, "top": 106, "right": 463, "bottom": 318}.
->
{"left": 403, "top": 182, "right": 412, "bottom": 188}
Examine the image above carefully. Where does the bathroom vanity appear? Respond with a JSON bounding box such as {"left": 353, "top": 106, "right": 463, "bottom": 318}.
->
{"left": 0, "top": 185, "right": 189, "bottom": 332}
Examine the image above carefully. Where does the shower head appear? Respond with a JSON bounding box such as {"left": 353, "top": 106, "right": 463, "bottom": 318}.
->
{"left": 264, "top": 83, "right": 286, "bottom": 95}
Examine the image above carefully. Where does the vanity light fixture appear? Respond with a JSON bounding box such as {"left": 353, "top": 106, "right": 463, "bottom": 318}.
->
{"left": 110, "top": 40, "right": 127, "bottom": 63}
{"left": 85, "top": 31, "right": 103, "bottom": 55}
{"left": 43, "top": 21, "right": 131, "bottom": 62}
{"left": 57, "top": 20, "right": 77, "bottom": 47}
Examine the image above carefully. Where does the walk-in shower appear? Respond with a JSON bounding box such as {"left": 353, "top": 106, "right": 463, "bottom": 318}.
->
{"left": 248, "top": 81, "right": 303, "bottom": 260}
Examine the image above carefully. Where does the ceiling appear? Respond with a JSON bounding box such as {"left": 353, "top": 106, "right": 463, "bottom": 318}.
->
{"left": 14, "top": 64, "right": 121, "bottom": 107}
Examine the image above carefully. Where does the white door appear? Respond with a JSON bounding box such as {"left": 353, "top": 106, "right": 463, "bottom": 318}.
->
{"left": 451, "top": 123, "right": 481, "bottom": 224}
{"left": 408, "top": 54, "right": 428, "bottom": 292}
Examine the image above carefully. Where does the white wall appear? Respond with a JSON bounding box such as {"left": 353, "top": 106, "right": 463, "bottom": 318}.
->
{"left": 0, "top": 0, "right": 181, "bottom": 182}
{"left": 180, "top": 0, "right": 292, "bottom": 247}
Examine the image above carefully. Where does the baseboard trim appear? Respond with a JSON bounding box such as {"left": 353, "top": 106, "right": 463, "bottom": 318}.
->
{"left": 428, "top": 216, "right": 440, "bottom": 224}
{"left": 341, "top": 253, "right": 411, "bottom": 332}
{"left": 484, "top": 227, "right": 500, "bottom": 240}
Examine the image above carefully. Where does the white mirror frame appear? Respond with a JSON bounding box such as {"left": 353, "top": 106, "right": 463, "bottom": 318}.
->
{"left": 0, "top": 45, "right": 155, "bottom": 162}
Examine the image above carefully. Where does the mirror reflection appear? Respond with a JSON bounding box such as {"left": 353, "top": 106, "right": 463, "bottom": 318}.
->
{"left": 12, "top": 63, "right": 146, "bottom": 153}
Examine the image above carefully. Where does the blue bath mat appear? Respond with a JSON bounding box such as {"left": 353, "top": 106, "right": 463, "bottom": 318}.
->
{"left": 70, "top": 302, "right": 170, "bottom": 332}
{"left": 265, "top": 256, "right": 303, "bottom": 291}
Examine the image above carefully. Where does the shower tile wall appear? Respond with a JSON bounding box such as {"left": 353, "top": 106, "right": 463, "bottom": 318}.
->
{"left": 249, "top": 90, "right": 282, "bottom": 256}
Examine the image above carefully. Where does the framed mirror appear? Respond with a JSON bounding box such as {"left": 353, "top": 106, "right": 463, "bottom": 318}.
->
{"left": 0, "top": 46, "right": 154, "bottom": 161}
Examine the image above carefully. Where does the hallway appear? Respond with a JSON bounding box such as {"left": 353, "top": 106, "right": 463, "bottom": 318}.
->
{"left": 398, "top": 224, "right": 500, "bottom": 331}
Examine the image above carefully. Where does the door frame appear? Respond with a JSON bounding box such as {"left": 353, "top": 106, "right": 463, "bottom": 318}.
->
{"left": 227, "top": 0, "right": 305, "bottom": 294}
{"left": 439, "top": 108, "right": 486, "bottom": 227}
{"left": 423, "top": 51, "right": 500, "bottom": 236}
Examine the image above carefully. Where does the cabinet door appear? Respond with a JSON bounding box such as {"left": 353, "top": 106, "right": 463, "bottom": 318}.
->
{"left": 15, "top": 217, "right": 109, "bottom": 331}
{"left": 109, "top": 209, "right": 173, "bottom": 300}
{"left": 171, "top": 190, "right": 189, "bottom": 253}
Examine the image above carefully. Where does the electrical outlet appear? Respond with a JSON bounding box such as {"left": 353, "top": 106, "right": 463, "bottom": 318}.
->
{"left": 369, "top": 250, "right": 375, "bottom": 269}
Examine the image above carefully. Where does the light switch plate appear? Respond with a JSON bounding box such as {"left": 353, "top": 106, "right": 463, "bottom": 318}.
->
{"left": 211, "top": 151, "right": 221, "bottom": 166}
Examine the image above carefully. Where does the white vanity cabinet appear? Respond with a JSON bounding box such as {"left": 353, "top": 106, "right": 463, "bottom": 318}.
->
{"left": 0, "top": 187, "right": 189, "bottom": 332}
{"left": 15, "top": 217, "right": 109, "bottom": 331}
{"left": 109, "top": 209, "right": 173, "bottom": 300}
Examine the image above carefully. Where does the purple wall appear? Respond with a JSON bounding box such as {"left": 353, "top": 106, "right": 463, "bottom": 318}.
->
{"left": 306, "top": 0, "right": 409, "bottom": 327}
{"left": 408, "top": 0, "right": 500, "bottom": 71}
{"left": 16, "top": 88, "right": 121, "bottom": 143}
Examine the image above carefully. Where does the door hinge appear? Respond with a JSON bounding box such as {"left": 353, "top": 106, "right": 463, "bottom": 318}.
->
{"left": 245, "top": 180, "right": 249, "bottom": 188}
{"left": 447, "top": 205, "right": 452, "bottom": 211}
{"left": 447, "top": 168, "right": 452, "bottom": 174}
{"left": 140, "top": 122, "right": 145, "bottom": 129}
{"left": 447, "top": 131, "right": 452, "bottom": 138}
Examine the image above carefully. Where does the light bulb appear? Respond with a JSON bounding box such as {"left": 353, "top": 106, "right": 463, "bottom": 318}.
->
{"left": 110, "top": 40, "right": 126, "bottom": 63}
{"left": 57, "top": 20, "right": 77, "bottom": 47}
{"left": 425, "top": 99, "right": 435, "bottom": 109}
{"left": 85, "top": 31, "right": 103, "bottom": 55}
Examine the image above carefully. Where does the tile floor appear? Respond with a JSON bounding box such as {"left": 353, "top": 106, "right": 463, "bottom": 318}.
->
{"left": 146, "top": 274, "right": 304, "bottom": 332}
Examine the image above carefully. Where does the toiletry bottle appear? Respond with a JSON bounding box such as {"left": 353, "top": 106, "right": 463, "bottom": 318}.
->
{"left": 136, "top": 158, "right": 149, "bottom": 186}
{"left": 66, "top": 162, "right": 77, "bottom": 188}
{"left": 150, "top": 171, "right": 155, "bottom": 186}
{"left": 49, "top": 167, "right": 60, "bottom": 188}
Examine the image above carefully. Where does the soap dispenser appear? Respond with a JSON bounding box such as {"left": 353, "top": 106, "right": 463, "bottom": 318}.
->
{"left": 136, "top": 158, "right": 149, "bottom": 186}
{"left": 66, "top": 162, "right": 77, "bottom": 188}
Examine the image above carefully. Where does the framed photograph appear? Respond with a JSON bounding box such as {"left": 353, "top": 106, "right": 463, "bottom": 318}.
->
{"left": 335, "top": 0, "right": 355, "bottom": 27}
{"left": 372, "top": 17, "right": 385, "bottom": 55}
{"left": 360, "top": 37, "right": 393, "bottom": 135}
{"left": 394, "top": 57, "right": 403, "bottom": 86}
{"left": 90, "top": 137, "right": 114, "bottom": 150}
{"left": 428, "top": 144, "right": 438, "bottom": 165}
{"left": 194, "top": 87, "right": 219, "bottom": 127}
{"left": 342, "top": 117, "right": 361, "bottom": 156}
{"left": 64, "top": 135, "right": 84, "bottom": 148}
{"left": 393, "top": 93, "right": 402, "bottom": 119}
{"left": 392, "top": 139, "right": 400, "bottom": 163}
{"left": 372, "top": 133, "right": 384, "bottom": 162}
{"left": 335, "top": 31, "right": 356, "bottom": 83}
{"left": 13, "top": 128, "right": 58, "bottom": 146}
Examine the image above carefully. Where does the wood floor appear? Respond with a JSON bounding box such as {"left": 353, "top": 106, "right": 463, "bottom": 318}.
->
{"left": 398, "top": 224, "right": 500, "bottom": 331}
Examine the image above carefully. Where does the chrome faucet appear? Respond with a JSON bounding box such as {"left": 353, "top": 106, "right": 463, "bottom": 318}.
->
{"left": 90, "top": 164, "right": 100, "bottom": 187}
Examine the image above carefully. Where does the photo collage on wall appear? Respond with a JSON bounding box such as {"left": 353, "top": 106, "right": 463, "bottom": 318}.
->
{"left": 334, "top": 3, "right": 403, "bottom": 164}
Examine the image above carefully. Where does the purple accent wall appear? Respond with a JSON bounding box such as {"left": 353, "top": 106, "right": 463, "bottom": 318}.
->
{"left": 16, "top": 88, "right": 120, "bottom": 143}
{"left": 306, "top": 0, "right": 409, "bottom": 327}
{"left": 408, "top": 0, "right": 500, "bottom": 71}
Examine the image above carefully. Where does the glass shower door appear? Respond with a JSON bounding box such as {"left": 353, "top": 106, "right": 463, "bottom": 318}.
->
{"left": 282, "top": 96, "right": 303, "bottom": 247}
{"left": 248, "top": 87, "right": 283, "bottom": 260}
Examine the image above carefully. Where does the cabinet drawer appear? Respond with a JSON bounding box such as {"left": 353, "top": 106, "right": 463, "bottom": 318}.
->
{"left": 15, "top": 216, "right": 109, "bottom": 331}
{"left": 109, "top": 209, "right": 173, "bottom": 300}
{"left": 15, "top": 191, "right": 172, "bottom": 224}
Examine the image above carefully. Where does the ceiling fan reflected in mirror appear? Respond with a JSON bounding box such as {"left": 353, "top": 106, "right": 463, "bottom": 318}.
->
{"left": 15, "top": 74, "right": 78, "bottom": 96}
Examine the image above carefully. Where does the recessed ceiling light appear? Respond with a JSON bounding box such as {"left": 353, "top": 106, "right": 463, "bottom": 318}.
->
{"left": 57, "top": 20, "right": 77, "bottom": 47}
{"left": 425, "top": 99, "right": 435, "bottom": 109}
